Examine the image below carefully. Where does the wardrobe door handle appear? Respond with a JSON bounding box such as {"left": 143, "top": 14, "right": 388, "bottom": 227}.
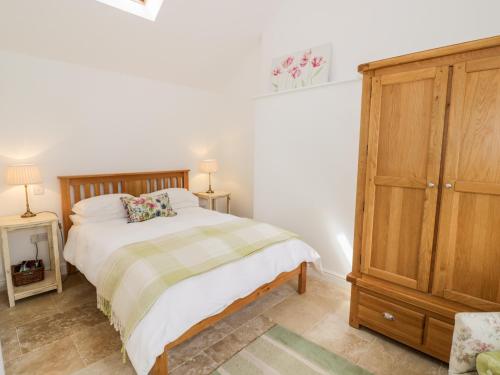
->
{"left": 427, "top": 181, "right": 435, "bottom": 188}
{"left": 445, "top": 183, "right": 453, "bottom": 189}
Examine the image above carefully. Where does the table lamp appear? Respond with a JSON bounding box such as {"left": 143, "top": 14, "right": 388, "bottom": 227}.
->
{"left": 199, "top": 159, "right": 218, "bottom": 194}
{"left": 6, "top": 164, "right": 42, "bottom": 218}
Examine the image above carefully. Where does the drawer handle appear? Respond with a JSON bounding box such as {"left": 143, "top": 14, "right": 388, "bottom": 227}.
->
{"left": 383, "top": 312, "right": 395, "bottom": 321}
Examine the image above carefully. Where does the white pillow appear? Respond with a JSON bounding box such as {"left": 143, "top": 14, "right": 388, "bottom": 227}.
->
{"left": 141, "top": 188, "right": 199, "bottom": 210}
{"left": 70, "top": 214, "right": 125, "bottom": 226}
{"left": 72, "top": 193, "right": 132, "bottom": 218}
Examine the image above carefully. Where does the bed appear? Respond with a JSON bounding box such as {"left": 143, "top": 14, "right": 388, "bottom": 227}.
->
{"left": 59, "top": 170, "right": 320, "bottom": 375}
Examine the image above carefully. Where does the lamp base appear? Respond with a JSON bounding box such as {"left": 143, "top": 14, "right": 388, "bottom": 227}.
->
{"left": 21, "top": 210, "right": 36, "bottom": 218}
{"left": 205, "top": 189, "right": 214, "bottom": 194}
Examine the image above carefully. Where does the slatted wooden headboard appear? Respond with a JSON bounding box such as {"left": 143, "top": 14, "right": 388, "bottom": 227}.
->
{"left": 58, "top": 170, "right": 190, "bottom": 239}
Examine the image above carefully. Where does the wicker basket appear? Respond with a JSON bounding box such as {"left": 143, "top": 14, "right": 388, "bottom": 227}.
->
{"left": 11, "top": 260, "right": 44, "bottom": 287}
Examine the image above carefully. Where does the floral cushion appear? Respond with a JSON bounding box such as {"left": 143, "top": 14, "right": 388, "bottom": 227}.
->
{"left": 449, "top": 312, "right": 500, "bottom": 374}
{"left": 477, "top": 351, "right": 500, "bottom": 375}
{"left": 121, "top": 194, "right": 176, "bottom": 223}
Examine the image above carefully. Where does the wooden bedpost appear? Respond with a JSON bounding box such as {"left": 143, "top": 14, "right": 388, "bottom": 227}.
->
{"left": 59, "top": 177, "right": 72, "bottom": 242}
{"left": 298, "top": 262, "right": 307, "bottom": 294}
{"left": 151, "top": 350, "right": 168, "bottom": 375}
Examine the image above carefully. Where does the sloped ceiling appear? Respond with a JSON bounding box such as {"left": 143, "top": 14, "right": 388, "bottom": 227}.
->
{"left": 0, "top": 0, "right": 280, "bottom": 91}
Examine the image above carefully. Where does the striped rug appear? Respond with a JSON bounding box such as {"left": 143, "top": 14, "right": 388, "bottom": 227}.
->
{"left": 212, "top": 325, "right": 372, "bottom": 375}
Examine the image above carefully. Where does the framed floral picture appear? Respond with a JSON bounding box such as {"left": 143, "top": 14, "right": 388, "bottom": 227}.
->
{"left": 270, "top": 44, "right": 332, "bottom": 92}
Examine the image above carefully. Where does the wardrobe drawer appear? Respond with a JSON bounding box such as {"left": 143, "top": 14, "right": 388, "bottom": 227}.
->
{"left": 358, "top": 292, "right": 425, "bottom": 346}
{"left": 424, "top": 318, "right": 453, "bottom": 362}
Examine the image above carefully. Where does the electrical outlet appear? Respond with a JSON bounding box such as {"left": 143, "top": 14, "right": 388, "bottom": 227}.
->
{"left": 33, "top": 184, "right": 45, "bottom": 195}
{"left": 30, "top": 233, "right": 48, "bottom": 244}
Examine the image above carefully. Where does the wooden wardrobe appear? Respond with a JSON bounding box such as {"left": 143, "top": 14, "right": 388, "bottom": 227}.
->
{"left": 348, "top": 35, "right": 500, "bottom": 362}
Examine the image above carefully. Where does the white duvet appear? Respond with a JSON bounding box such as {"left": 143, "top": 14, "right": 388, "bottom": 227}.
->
{"left": 64, "top": 207, "right": 321, "bottom": 374}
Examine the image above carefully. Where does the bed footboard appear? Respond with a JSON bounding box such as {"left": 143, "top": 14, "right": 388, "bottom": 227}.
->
{"left": 150, "top": 262, "right": 308, "bottom": 375}
{"left": 152, "top": 351, "right": 168, "bottom": 375}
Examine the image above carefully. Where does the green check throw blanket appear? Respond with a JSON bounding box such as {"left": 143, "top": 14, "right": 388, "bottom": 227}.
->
{"left": 96, "top": 218, "right": 297, "bottom": 346}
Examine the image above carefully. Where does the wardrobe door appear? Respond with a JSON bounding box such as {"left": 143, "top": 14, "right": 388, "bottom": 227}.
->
{"left": 361, "top": 66, "right": 449, "bottom": 291}
{"left": 433, "top": 57, "right": 500, "bottom": 310}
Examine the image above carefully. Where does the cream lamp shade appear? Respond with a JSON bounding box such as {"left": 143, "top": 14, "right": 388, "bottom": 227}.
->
{"left": 199, "top": 159, "right": 218, "bottom": 173}
{"left": 6, "top": 164, "right": 42, "bottom": 185}
{"left": 199, "top": 159, "right": 218, "bottom": 194}
{"left": 6, "top": 164, "right": 42, "bottom": 218}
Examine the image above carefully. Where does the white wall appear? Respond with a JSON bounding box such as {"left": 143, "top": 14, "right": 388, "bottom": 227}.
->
{"left": 254, "top": 81, "right": 361, "bottom": 279}
{"left": 254, "top": 0, "right": 500, "bottom": 280}
{"left": 0, "top": 50, "right": 254, "bottom": 286}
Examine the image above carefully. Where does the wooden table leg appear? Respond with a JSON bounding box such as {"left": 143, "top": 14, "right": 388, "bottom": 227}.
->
{"left": 1, "top": 228, "right": 15, "bottom": 307}
{"left": 47, "top": 224, "right": 55, "bottom": 272}
{"left": 50, "top": 221, "right": 62, "bottom": 293}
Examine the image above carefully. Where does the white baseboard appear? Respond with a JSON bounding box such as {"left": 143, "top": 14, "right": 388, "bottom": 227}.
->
{"left": 310, "top": 267, "right": 350, "bottom": 289}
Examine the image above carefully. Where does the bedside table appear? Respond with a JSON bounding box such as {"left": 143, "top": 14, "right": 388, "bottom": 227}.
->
{"left": 0, "top": 212, "right": 62, "bottom": 307}
{"left": 195, "top": 191, "right": 231, "bottom": 213}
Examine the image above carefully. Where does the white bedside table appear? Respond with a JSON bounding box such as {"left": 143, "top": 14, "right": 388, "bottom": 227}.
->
{"left": 0, "top": 212, "right": 62, "bottom": 307}
{"left": 195, "top": 191, "right": 231, "bottom": 213}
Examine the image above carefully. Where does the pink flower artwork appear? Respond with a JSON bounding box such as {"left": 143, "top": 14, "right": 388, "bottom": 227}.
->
{"left": 270, "top": 44, "right": 331, "bottom": 92}
{"left": 300, "top": 49, "right": 312, "bottom": 67}
{"left": 288, "top": 66, "right": 302, "bottom": 79}
{"left": 282, "top": 56, "right": 294, "bottom": 69}
{"left": 311, "top": 56, "right": 325, "bottom": 68}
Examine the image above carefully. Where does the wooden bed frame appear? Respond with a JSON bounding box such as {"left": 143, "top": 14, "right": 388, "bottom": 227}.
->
{"left": 58, "top": 170, "right": 308, "bottom": 375}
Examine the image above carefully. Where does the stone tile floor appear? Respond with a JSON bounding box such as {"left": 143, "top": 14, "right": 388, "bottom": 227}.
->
{"left": 0, "top": 272, "right": 448, "bottom": 374}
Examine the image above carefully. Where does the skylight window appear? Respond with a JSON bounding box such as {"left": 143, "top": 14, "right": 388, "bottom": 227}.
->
{"left": 96, "top": 0, "right": 164, "bottom": 21}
